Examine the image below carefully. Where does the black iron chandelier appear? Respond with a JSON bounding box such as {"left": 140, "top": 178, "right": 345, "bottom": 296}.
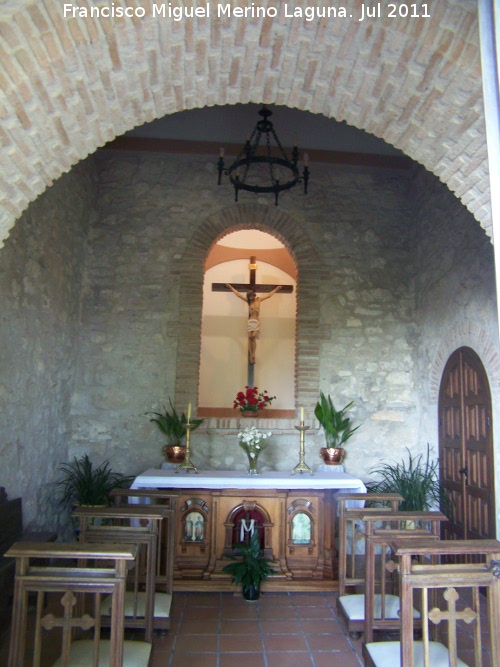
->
{"left": 217, "top": 106, "right": 309, "bottom": 206}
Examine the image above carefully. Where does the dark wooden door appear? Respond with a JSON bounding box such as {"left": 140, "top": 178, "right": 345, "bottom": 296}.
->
{"left": 439, "top": 347, "right": 495, "bottom": 540}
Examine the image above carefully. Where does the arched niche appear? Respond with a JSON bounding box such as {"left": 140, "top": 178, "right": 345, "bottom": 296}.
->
{"left": 223, "top": 501, "right": 274, "bottom": 559}
{"left": 173, "top": 203, "right": 326, "bottom": 422}
{"left": 198, "top": 230, "right": 297, "bottom": 412}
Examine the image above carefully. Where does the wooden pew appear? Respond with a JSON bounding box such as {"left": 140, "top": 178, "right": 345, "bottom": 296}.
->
{"left": 334, "top": 492, "right": 403, "bottom": 598}
{"left": 337, "top": 510, "right": 446, "bottom": 640}
{"left": 362, "top": 539, "right": 500, "bottom": 667}
{"left": 109, "top": 488, "right": 178, "bottom": 589}
{"left": 0, "top": 496, "right": 57, "bottom": 624}
{"left": 6, "top": 541, "right": 151, "bottom": 667}
{"left": 74, "top": 504, "right": 173, "bottom": 642}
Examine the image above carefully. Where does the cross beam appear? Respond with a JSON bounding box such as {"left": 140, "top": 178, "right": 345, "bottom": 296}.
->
{"left": 212, "top": 283, "right": 293, "bottom": 293}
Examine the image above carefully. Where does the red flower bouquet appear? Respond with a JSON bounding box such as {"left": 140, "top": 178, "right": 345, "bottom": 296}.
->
{"left": 233, "top": 386, "right": 276, "bottom": 413}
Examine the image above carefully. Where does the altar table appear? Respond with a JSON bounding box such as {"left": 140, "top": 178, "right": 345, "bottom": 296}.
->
{"left": 131, "top": 469, "right": 367, "bottom": 592}
{"left": 131, "top": 469, "right": 367, "bottom": 493}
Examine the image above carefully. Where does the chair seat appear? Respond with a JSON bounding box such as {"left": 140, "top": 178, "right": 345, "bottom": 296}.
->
{"left": 364, "top": 640, "right": 469, "bottom": 667}
{"left": 103, "top": 591, "right": 173, "bottom": 618}
{"left": 50, "top": 639, "right": 152, "bottom": 667}
{"left": 338, "top": 593, "right": 420, "bottom": 621}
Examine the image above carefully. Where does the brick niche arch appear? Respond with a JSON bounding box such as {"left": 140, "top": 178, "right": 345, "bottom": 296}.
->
{"left": 0, "top": 1, "right": 490, "bottom": 246}
{"left": 430, "top": 322, "right": 500, "bottom": 403}
{"left": 173, "top": 203, "right": 326, "bottom": 416}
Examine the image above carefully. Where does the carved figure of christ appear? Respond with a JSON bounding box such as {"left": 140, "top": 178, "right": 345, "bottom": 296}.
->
{"left": 212, "top": 256, "right": 293, "bottom": 385}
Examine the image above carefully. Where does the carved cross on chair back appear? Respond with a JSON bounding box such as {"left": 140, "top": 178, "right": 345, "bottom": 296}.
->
{"left": 362, "top": 538, "right": 500, "bottom": 667}
{"left": 6, "top": 541, "right": 151, "bottom": 667}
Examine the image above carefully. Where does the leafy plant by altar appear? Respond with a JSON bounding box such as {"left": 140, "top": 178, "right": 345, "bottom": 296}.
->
{"left": 233, "top": 386, "right": 276, "bottom": 413}
{"left": 147, "top": 399, "right": 203, "bottom": 446}
{"left": 314, "top": 391, "right": 360, "bottom": 449}
{"left": 366, "top": 444, "right": 453, "bottom": 517}
{"left": 57, "top": 453, "right": 134, "bottom": 507}
{"left": 222, "top": 531, "right": 275, "bottom": 600}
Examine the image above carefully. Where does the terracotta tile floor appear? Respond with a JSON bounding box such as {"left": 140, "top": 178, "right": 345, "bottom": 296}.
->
{"left": 1, "top": 590, "right": 493, "bottom": 666}
{"left": 148, "top": 592, "right": 364, "bottom": 667}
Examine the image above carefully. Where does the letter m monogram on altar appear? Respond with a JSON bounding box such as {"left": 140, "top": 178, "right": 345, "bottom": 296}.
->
{"left": 240, "top": 518, "right": 255, "bottom": 542}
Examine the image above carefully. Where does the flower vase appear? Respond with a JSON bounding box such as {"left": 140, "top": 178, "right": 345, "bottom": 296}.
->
{"left": 240, "top": 442, "right": 262, "bottom": 475}
{"left": 246, "top": 450, "right": 260, "bottom": 475}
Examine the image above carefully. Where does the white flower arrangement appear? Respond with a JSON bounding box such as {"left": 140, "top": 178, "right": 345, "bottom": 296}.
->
{"left": 238, "top": 426, "right": 272, "bottom": 449}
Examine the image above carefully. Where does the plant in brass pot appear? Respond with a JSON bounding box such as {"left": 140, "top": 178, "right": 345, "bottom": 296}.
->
{"left": 222, "top": 531, "right": 275, "bottom": 600}
{"left": 147, "top": 399, "right": 203, "bottom": 462}
{"left": 314, "top": 391, "right": 360, "bottom": 465}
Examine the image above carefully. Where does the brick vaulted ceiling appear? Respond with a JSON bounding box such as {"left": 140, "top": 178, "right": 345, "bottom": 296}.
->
{"left": 0, "top": 0, "right": 490, "bottom": 247}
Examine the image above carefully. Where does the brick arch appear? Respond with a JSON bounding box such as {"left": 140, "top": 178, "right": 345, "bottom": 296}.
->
{"left": 173, "top": 203, "right": 326, "bottom": 414}
{"left": 429, "top": 322, "right": 500, "bottom": 404}
{"left": 0, "top": 1, "right": 490, "bottom": 246}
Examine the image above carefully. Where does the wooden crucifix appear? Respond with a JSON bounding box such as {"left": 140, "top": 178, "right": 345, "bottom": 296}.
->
{"left": 212, "top": 256, "right": 293, "bottom": 387}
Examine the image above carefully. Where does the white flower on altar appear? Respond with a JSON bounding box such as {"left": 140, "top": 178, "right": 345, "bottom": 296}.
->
{"left": 238, "top": 426, "right": 272, "bottom": 447}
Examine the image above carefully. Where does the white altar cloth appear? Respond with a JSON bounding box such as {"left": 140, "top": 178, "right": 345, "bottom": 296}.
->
{"left": 131, "top": 469, "right": 367, "bottom": 493}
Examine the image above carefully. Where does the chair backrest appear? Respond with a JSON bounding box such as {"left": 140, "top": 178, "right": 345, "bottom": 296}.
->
{"left": 109, "top": 487, "right": 178, "bottom": 589}
{"left": 361, "top": 510, "right": 446, "bottom": 643}
{"left": 394, "top": 538, "right": 500, "bottom": 667}
{"left": 74, "top": 505, "right": 167, "bottom": 643}
{"left": 335, "top": 492, "right": 403, "bottom": 596}
{"left": 6, "top": 541, "right": 137, "bottom": 667}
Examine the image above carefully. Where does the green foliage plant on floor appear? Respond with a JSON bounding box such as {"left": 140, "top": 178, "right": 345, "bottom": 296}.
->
{"left": 57, "top": 453, "right": 134, "bottom": 507}
{"left": 366, "top": 444, "right": 453, "bottom": 518}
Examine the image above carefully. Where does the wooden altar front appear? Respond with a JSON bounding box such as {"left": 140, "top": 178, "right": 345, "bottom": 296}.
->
{"left": 130, "top": 470, "right": 367, "bottom": 592}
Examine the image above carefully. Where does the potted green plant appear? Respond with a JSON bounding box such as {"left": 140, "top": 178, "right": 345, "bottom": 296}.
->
{"left": 147, "top": 399, "right": 203, "bottom": 462}
{"left": 366, "top": 445, "right": 453, "bottom": 518}
{"left": 222, "top": 531, "right": 275, "bottom": 600}
{"left": 314, "top": 391, "right": 360, "bottom": 464}
{"left": 57, "top": 453, "right": 134, "bottom": 508}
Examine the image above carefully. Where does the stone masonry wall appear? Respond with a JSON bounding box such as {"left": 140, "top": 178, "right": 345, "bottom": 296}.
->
{"left": 0, "top": 160, "right": 95, "bottom": 533}
{"left": 69, "top": 149, "right": 419, "bottom": 480}
{"left": 0, "top": 148, "right": 497, "bottom": 535}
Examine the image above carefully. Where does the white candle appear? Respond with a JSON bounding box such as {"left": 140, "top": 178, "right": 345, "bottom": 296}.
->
{"left": 300, "top": 406, "right": 304, "bottom": 422}
{"left": 187, "top": 403, "right": 192, "bottom": 421}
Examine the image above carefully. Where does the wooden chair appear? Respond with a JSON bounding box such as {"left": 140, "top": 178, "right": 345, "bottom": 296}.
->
{"left": 334, "top": 492, "right": 403, "bottom": 599}
{"left": 363, "top": 538, "right": 500, "bottom": 667}
{"left": 337, "top": 510, "right": 446, "bottom": 641}
{"left": 74, "top": 504, "right": 172, "bottom": 643}
{"left": 6, "top": 540, "right": 152, "bottom": 667}
{"left": 109, "top": 488, "right": 178, "bottom": 589}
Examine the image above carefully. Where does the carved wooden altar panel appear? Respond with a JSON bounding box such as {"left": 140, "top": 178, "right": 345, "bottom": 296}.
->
{"left": 171, "top": 487, "right": 336, "bottom": 590}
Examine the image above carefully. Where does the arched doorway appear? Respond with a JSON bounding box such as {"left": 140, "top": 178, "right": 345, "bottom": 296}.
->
{"left": 438, "top": 347, "right": 496, "bottom": 540}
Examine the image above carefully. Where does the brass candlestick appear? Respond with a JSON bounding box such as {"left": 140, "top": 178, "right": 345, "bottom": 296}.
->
{"left": 175, "top": 421, "right": 198, "bottom": 473}
{"left": 291, "top": 422, "right": 313, "bottom": 475}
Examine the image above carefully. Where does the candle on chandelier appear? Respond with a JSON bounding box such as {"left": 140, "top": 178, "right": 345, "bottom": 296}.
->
{"left": 300, "top": 406, "right": 304, "bottom": 423}
{"left": 187, "top": 403, "right": 192, "bottom": 422}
